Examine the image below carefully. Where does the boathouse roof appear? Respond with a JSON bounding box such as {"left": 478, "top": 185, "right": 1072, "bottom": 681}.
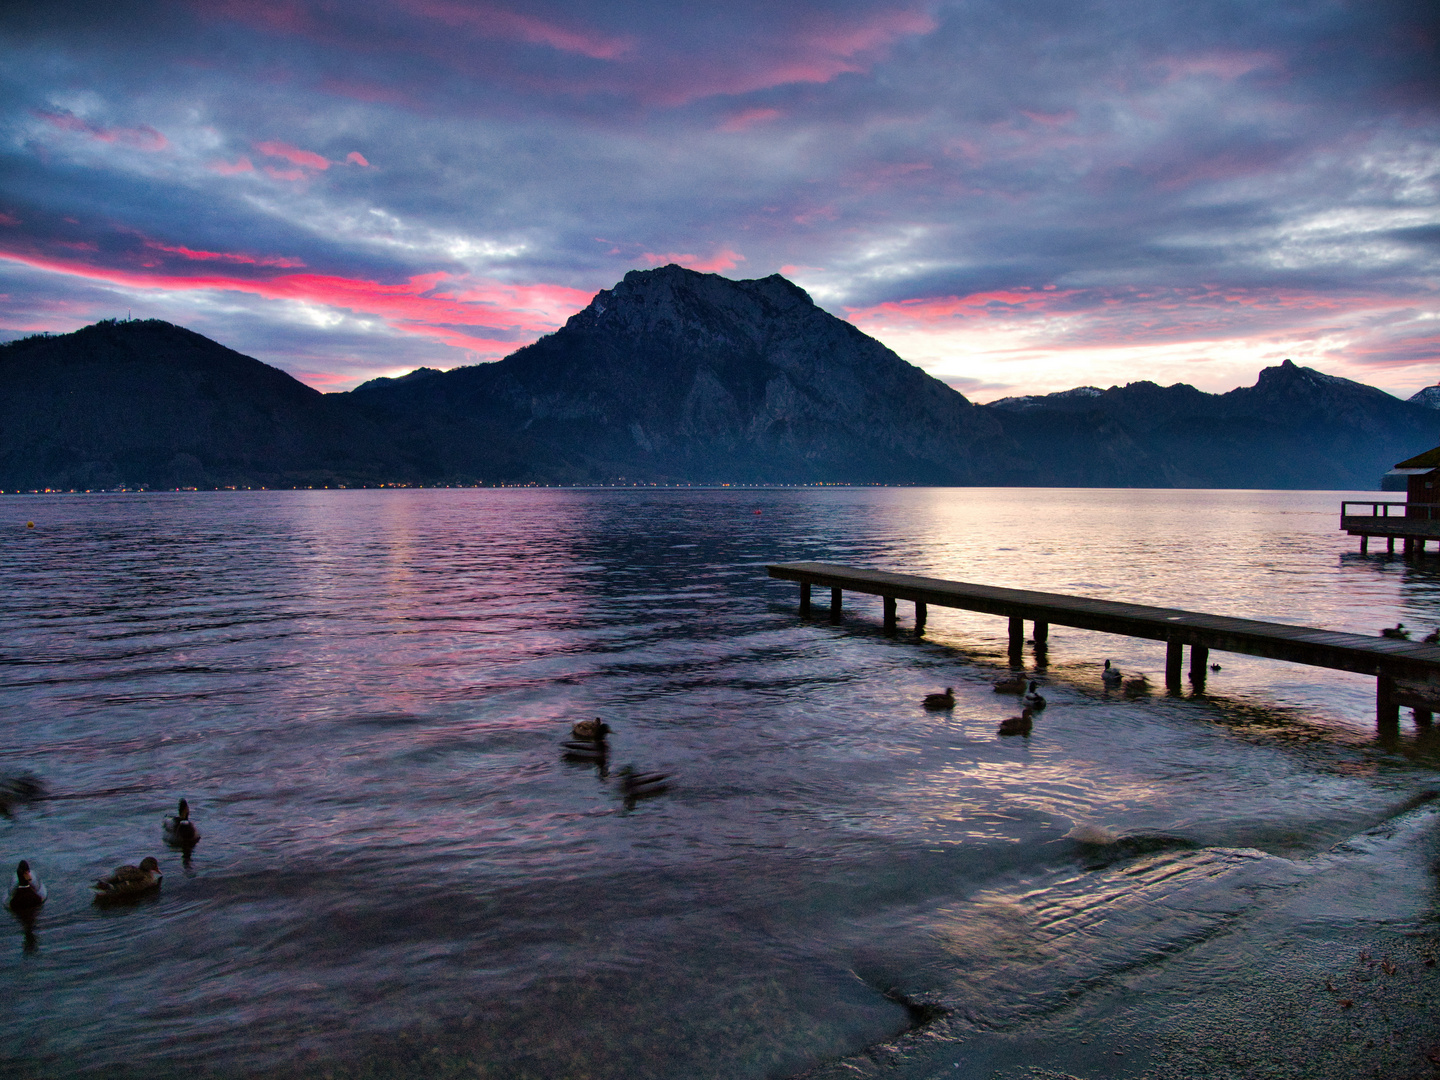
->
{"left": 1393, "top": 446, "right": 1440, "bottom": 470}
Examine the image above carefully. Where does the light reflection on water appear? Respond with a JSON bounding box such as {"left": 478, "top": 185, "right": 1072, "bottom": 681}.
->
{"left": 1, "top": 487, "right": 1438, "bottom": 1078}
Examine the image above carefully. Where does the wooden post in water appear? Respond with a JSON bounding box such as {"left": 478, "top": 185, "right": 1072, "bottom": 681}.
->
{"left": 914, "top": 601, "right": 927, "bottom": 634}
{"left": 1388, "top": 537, "right": 1395, "bottom": 554}
{"left": 829, "top": 587, "right": 842, "bottom": 624}
{"left": 883, "top": 596, "right": 897, "bottom": 630}
{"left": 799, "top": 582, "right": 811, "bottom": 616}
{"left": 1189, "top": 644, "right": 1209, "bottom": 685}
{"left": 1415, "top": 707, "right": 1434, "bottom": 726}
{"left": 1165, "top": 641, "right": 1183, "bottom": 691}
{"left": 1377, "top": 674, "right": 1399, "bottom": 727}
{"left": 1008, "top": 617, "right": 1024, "bottom": 663}
{"left": 1033, "top": 621, "right": 1049, "bottom": 647}
{"left": 1360, "top": 536, "right": 1369, "bottom": 554}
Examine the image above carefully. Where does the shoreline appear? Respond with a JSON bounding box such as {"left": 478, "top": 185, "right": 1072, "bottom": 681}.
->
{"left": 796, "top": 803, "right": 1440, "bottom": 1080}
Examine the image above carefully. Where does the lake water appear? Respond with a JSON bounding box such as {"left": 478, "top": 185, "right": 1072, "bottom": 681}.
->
{"left": 2, "top": 487, "right": 1438, "bottom": 1079}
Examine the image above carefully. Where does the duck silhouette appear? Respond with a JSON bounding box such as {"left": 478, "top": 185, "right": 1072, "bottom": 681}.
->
{"left": 993, "top": 674, "right": 1026, "bottom": 694}
{"left": 163, "top": 799, "right": 200, "bottom": 847}
{"left": 1101, "top": 660, "right": 1122, "bottom": 687}
{"left": 93, "top": 857, "right": 162, "bottom": 902}
{"left": 572, "top": 718, "right": 611, "bottom": 740}
{"left": 1021, "top": 681, "right": 1047, "bottom": 710}
{"left": 8, "top": 860, "right": 46, "bottom": 912}
{"left": 998, "top": 708, "right": 1034, "bottom": 736}
{"left": 1382, "top": 623, "right": 1410, "bottom": 640}
{"left": 923, "top": 687, "right": 955, "bottom": 710}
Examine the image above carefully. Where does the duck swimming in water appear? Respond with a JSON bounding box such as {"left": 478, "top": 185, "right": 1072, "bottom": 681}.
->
{"left": 923, "top": 687, "right": 956, "bottom": 710}
{"left": 8, "top": 861, "right": 46, "bottom": 912}
{"left": 993, "top": 674, "right": 1026, "bottom": 694}
{"left": 93, "top": 857, "right": 162, "bottom": 902}
{"left": 1382, "top": 623, "right": 1410, "bottom": 640}
{"left": 998, "top": 708, "right": 1034, "bottom": 736}
{"left": 1101, "top": 660, "right": 1122, "bottom": 687}
{"left": 1021, "top": 681, "right": 1046, "bottom": 710}
{"left": 571, "top": 718, "right": 611, "bottom": 741}
{"left": 163, "top": 799, "right": 200, "bottom": 847}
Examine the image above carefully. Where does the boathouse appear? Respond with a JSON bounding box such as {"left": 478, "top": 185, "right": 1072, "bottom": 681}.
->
{"left": 1341, "top": 444, "right": 1440, "bottom": 554}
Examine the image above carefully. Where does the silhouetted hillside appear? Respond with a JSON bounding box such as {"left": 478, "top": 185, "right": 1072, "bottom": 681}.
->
{"left": 986, "top": 361, "right": 1440, "bottom": 488}
{"left": 0, "top": 320, "right": 410, "bottom": 489}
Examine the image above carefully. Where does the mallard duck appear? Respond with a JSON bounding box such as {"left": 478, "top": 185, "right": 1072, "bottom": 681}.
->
{"left": 618, "top": 765, "right": 669, "bottom": 799}
{"left": 93, "top": 856, "right": 162, "bottom": 901}
{"left": 993, "top": 674, "right": 1026, "bottom": 693}
{"left": 163, "top": 798, "right": 200, "bottom": 846}
{"left": 1101, "top": 660, "right": 1122, "bottom": 687}
{"left": 8, "top": 860, "right": 46, "bottom": 912}
{"left": 1382, "top": 623, "right": 1410, "bottom": 640}
{"left": 923, "top": 687, "right": 955, "bottom": 710}
{"left": 998, "top": 708, "right": 1033, "bottom": 736}
{"left": 1209, "top": 662, "right": 1222, "bottom": 672}
{"left": 1022, "top": 681, "right": 1046, "bottom": 710}
{"left": 1123, "top": 673, "right": 1150, "bottom": 695}
{"left": 571, "top": 718, "right": 611, "bottom": 741}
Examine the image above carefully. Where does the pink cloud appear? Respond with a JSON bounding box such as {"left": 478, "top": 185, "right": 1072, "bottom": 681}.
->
{"left": 0, "top": 212, "right": 19, "bottom": 227}
{"left": 263, "top": 165, "right": 309, "bottom": 182}
{"left": 720, "top": 107, "right": 782, "bottom": 132}
{"left": 1156, "top": 51, "right": 1279, "bottom": 82}
{"left": 0, "top": 243, "right": 594, "bottom": 365}
{"left": 256, "top": 140, "right": 332, "bottom": 170}
{"left": 208, "top": 156, "right": 255, "bottom": 175}
{"left": 345, "top": 151, "right": 370, "bottom": 167}
{"left": 400, "top": 0, "right": 634, "bottom": 60}
{"left": 36, "top": 109, "right": 168, "bottom": 151}
{"left": 642, "top": 249, "right": 745, "bottom": 273}
{"left": 144, "top": 240, "right": 305, "bottom": 268}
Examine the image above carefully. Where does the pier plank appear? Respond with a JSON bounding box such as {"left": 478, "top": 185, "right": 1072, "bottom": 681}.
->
{"left": 767, "top": 562, "right": 1440, "bottom": 691}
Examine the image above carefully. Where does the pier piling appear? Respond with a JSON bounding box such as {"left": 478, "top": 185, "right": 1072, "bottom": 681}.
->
{"left": 769, "top": 562, "right": 1440, "bottom": 729}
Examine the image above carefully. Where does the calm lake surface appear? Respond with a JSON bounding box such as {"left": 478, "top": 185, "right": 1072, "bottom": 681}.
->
{"left": 2, "top": 487, "right": 1438, "bottom": 1079}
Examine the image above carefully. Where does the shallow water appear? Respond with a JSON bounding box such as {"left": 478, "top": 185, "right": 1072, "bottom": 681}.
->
{"left": 1, "top": 487, "right": 1437, "bottom": 1079}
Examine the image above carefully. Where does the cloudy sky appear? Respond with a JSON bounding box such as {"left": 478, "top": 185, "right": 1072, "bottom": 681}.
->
{"left": 1, "top": 0, "right": 1436, "bottom": 400}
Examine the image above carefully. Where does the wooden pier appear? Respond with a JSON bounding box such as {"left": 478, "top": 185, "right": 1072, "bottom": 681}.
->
{"left": 767, "top": 562, "right": 1440, "bottom": 728}
{"left": 1341, "top": 500, "right": 1440, "bottom": 555}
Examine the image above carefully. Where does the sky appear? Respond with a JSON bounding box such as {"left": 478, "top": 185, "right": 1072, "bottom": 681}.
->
{"left": 0, "top": 1, "right": 1436, "bottom": 401}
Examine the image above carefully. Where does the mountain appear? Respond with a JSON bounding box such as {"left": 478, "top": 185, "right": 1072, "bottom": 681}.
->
{"left": 345, "top": 264, "right": 1011, "bottom": 484}
{"left": 986, "top": 360, "right": 1440, "bottom": 488}
{"left": 1409, "top": 384, "right": 1440, "bottom": 409}
{"left": 0, "top": 319, "right": 410, "bottom": 490}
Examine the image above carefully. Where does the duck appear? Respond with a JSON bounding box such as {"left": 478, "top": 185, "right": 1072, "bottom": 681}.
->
{"left": 1210, "top": 662, "right": 1222, "bottom": 672}
{"left": 163, "top": 798, "right": 200, "bottom": 847}
{"left": 992, "top": 674, "right": 1026, "bottom": 694}
{"left": 1424, "top": 629, "right": 1440, "bottom": 645}
{"left": 1122, "top": 673, "right": 1151, "bottom": 695}
{"left": 1101, "top": 660, "right": 1122, "bottom": 687}
{"left": 998, "top": 708, "right": 1034, "bottom": 736}
{"left": 92, "top": 856, "right": 162, "bottom": 902}
{"left": 923, "top": 687, "right": 956, "bottom": 710}
{"left": 618, "top": 765, "right": 669, "bottom": 799}
{"left": 571, "top": 717, "right": 612, "bottom": 741}
{"left": 1021, "top": 681, "right": 1046, "bottom": 710}
{"left": 1382, "top": 623, "right": 1410, "bottom": 640}
{"left": 8, "top": 860, "right": 46, "bottom": 912}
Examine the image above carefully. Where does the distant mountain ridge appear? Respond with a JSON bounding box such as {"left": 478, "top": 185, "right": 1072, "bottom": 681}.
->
{"left": 2, "top": 268, "right": 1437, "bottom": 490}
{"left": 984, "top": 359, "right": 1440, "bottom": 488}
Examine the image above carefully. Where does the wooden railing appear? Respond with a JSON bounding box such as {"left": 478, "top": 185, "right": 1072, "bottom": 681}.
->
{"left": 1342, "top": 501, "right": 1440, "bottom": 521}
